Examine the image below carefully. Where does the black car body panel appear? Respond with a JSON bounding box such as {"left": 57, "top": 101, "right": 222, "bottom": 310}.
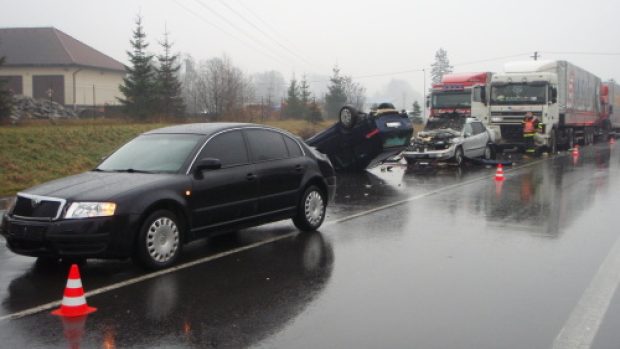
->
{"left": 1, "top": 123, "right": 336, "bottom": 260}
{"left": 306, "top": 107, "right": 413, "bottom": 171}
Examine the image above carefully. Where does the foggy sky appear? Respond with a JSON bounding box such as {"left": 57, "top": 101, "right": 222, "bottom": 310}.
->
{"left": 1, "top": 0, "right": 618, "bottom": 102}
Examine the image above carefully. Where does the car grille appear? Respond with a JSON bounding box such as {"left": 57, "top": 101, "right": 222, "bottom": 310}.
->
{"left": 13, "top": 195, "right": 65, "bottom": 220}
{"left": 408, "top": 143, "right": 451, "bottom": 152}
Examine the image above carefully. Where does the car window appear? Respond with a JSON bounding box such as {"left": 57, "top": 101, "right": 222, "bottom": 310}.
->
{"left": 284, "top": 136, "right": 303, "bottom": 158}
{"left": 472, "top": 122, "right": 485, "bottom": 135}
{"left": 463, "top": 123, "right": 473, "bottom": 137}
{"left": 245, "top": 129, "right": 288, "bottom": 162}
{"left": 199, "top": 130, "right": 249, "bottom": 167}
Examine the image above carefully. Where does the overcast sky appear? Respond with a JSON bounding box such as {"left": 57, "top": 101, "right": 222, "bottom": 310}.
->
{"left": 1, "top": 0, "right": 619, "bottom": 98}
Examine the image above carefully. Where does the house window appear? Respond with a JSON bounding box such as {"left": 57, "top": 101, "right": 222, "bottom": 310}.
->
{"left": 33, "top": 75, "right": 65, "bottom": 104}
{"left": 0, "top": 76, "right": 23, "bottom": 95}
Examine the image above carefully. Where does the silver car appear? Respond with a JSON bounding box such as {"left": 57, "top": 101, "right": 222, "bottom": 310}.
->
{"left": 403, "top": 116, "right": 496, "bottom": 166}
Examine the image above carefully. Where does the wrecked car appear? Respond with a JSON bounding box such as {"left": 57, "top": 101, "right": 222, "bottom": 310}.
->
{"left": 306, "top": 104, "right": 413, "bottom": 171}
{"left": 403, "top": 114, "right": 496, "bottom": 166}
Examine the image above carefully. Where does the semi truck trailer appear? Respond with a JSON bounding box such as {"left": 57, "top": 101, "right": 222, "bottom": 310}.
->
{"left": 488, "top": 60, "right": 602, "bottom": 153}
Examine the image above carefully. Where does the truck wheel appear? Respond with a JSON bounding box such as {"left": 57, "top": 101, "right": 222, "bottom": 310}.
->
{"left": 134, "top": 210, "right": 182, "bottom": 270}
{"left": 339, "top": 106, "right": 358, "bottom": 129}
{"left": 567, "top": 129, "right": 575, "bottom": 150}
{"left": 549, "top": 130, "right": 558, "bottom": 154}
{"left": 293, "top": 186, "right": 326, "bottom": 232}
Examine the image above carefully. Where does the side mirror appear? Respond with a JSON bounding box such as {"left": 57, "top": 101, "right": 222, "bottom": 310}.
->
{"left": 481, "top": 86, "right": 487, "bottom": 105}
{"left": 550, "top": 86, "right": 558, "bottom": 103}
{"left": 195, "top": 158, "right": 222, "bottom": 173}
{"left": 425, "top": 99, "right": 430, "bottom": 109}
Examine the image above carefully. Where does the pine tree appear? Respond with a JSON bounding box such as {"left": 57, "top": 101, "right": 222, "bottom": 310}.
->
{"left": 325, "top": 66, "right": 347, "bottom": 118}
{"left": 306, "top": 98, "right": 323, "bottom": 124}
{"left": 0, "top": 57, "right": 14, "bottom": 122}
{"left": 299, "top": 75, "right": 311, "bottom": 118}
{"left": 156, "top": 29, "right": 185, "bottom": 118}
{"left": 284, "top": 77, "right": 301, "bottom": 118}
{"left": 118, "top": 15, "right": 157, "bottom": 119}
{"left": 411, "top": 101, "right": 422, "bottom": 117}
{"left": 430, "top": 48, "right": 453, "bottom": 85}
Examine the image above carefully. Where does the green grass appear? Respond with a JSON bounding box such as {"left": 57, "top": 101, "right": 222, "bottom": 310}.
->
{"left": 0, "top": 119, "right": 332, "bottom": 197}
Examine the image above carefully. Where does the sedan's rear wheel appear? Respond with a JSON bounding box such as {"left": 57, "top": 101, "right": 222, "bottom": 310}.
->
{"left": 483, "top": 144, "right": 496, "bottom": 160}
{"left": 293, "top": 186, "right": 326, "bottom": 231}
{"left": 135, "top": 210, "right": 181, "bottom": 270}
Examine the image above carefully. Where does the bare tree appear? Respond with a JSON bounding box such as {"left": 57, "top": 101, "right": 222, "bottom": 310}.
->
{"left": 252, "top": 70, "right": 286, "bottom": 108}
{"left": 195, "top": 55, "right": 253, "bottom": 120}
{"left": 342, "top": 76, "right": 366, "bottom": 110}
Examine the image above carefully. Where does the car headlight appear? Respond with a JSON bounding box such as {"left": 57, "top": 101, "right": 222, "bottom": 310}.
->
{"left": 5, "top": 196, "right": 17, "bottom": 214}
{"left": 64, "top": 202, "right": 116, "bottom": 219}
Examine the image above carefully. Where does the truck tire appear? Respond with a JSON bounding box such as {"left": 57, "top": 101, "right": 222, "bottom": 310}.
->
{"left": 549, "top": 129, "right": 558, "bottom": 155}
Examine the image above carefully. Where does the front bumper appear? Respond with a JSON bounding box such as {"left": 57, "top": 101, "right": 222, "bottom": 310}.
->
{"left": 0, "top": 213, "right": 140, "bottom": 258}
{"left": 402, "top": 146, "right": 456, "bottom": 162}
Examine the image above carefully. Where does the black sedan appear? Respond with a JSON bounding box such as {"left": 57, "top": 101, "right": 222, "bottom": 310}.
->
{"left": 306, "top": 104, "right": 413, "bottom": 171}
{"left": 1, "top": 123, "right": 336, "bottom": 269}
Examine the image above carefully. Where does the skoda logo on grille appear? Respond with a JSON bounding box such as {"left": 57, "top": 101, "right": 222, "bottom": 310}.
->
{"left": 31, "top": 198, "right": 41, "bottom": 208}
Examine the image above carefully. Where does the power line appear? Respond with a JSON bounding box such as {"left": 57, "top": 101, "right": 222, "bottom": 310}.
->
{"left": 542, "top": 51, "right": 620, "bottom": 56}
{"left": 234, "top": 0, "right": 309, "bottom": 60}
{"left": 451, "top": 52, "right": 532, "bottom": 67}
{"left": 216, "top": 0, "right": 321, "bottom": 73}
{"left": 191, "top": 0, "right": 302, "bottom": 69}
{"left": 171, "top": 0, "right": 290, "bottom": 67}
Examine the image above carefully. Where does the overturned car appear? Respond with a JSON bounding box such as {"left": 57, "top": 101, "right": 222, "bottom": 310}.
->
{"left": 403, "top": 114, "right": 496, "bottom": 166}
{"left": 306, "top": 104, "right": 413, "bottom": 171}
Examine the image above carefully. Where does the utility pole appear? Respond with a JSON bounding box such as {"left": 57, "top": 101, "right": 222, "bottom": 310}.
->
{"left": 531, "top": 51, "right": 540, "bottom": 61}
{"left": 422, "top": 68, "right": 426, "bottom": 120}
{"left": 92, "top": 85, "right": 96, "bottom": 118}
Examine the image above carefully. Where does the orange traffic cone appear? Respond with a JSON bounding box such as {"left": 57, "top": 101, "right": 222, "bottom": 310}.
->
{"left": 52, "top": 264, "right": 96, "bottom": 317}
{"left": 572, "top": 144, "right": 580, "bottom": 157}
{"left": 495, "top": 164, "right": 505, "bottom": 181}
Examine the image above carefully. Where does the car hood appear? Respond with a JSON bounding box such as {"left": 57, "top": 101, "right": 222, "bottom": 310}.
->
{"left": 22, "top": 171, "right": 181, "bottom": 201}
{"left": 416, "top": 129, "right": 461, "bottom": 141}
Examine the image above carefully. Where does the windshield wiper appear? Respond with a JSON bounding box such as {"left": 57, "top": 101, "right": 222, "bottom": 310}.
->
{"left": 110, "top": 169, "right": 156, "bottom": 174}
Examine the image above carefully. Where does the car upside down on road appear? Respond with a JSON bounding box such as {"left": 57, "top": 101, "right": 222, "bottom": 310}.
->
{"left": 306, "top": 104, "right": 414, "bottom": 171}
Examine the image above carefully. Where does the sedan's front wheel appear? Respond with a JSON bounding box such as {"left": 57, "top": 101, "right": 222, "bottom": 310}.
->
{"left": 293, "top": 186, "right": 326, "bottom": 232}
{"left": 135, "top": 210, "right": 182, "bottom": 270}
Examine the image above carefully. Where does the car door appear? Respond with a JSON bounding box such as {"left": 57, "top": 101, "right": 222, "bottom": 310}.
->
{"left": 462, "top": 123, "right": 476, "bottom": 158}
{"left": 244, "top": 129, "right": 305, "bottom": 216}
{"left": 470, "top": 122, "right": 488, "bottom": 157}
{"left": 189, "top": 130, "right": 258, "bottom": 233}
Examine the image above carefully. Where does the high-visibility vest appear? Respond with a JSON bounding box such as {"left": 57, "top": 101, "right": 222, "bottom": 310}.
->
{"left": 523, "top": 119, "right": 537, "bottom": 133}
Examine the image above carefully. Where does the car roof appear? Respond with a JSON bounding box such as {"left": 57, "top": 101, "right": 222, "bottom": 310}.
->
{"left": 144, "top": 123, "right": 283, "bottom": 137}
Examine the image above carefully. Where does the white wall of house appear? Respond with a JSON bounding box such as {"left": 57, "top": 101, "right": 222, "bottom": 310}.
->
{"left": 0, "top": 66, "right": 124, "bottom": 107}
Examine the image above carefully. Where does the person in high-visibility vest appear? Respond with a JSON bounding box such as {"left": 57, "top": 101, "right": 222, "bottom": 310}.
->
{"left": 522, "top": 112, "right": 541, "bottom": 153}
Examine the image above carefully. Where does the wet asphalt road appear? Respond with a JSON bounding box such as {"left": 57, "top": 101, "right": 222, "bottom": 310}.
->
{"left": 1, "top": 144, "right": 620, "bottom": 348}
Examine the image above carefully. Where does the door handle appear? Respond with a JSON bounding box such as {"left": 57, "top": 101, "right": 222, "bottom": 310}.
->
{"left": 246, "top": 173, "right": 257, "bottom": 181}
{"left": 294, "top": 164, "right": 303, "bottom": 172}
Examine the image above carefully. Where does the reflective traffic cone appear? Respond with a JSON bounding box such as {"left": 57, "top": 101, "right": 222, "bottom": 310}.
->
{"left": 494, "top": 164, "right": 505, "bottom": 181}
{"left": 52, "top": 264, "right": 96, "bottom": 317}
{"left": 572, "top": 144, "right": 579, "bottom": 157}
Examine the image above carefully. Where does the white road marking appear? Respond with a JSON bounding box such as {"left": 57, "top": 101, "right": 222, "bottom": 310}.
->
{"left": 552, "top": 232, "right": 620, "bottom": 349}
{"left": 0, "top": 158, "right": 546, "bottom": 322}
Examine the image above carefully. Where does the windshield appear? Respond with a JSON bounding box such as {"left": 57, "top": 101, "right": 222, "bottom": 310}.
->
{"left": 432, "top": 92, "right": 471, "bottom": 108}
{"left": 97, "top": 134, "right": 204, "bottom": 173}
{"left": 424, "top": 114, "right": 465, "bottom": 132}
{"left": 491, "top": 83, "right": 547, "bottom": 105}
